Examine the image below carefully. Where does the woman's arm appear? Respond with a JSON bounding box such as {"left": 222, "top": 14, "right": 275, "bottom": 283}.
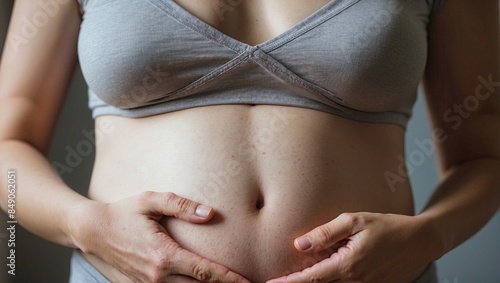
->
{"left": 266, "top": 1, "right": 499, "bottom": 282}
{"left": 420, "top": 0, "right": 500, "bottom": 256}
{"left": 0, "top": 1, "right": 249, "bottom": 282}
{"left": 0, "top": 0, "right": 85, "bottom": 246}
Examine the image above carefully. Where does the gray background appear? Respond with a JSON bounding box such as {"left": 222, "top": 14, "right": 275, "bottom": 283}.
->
{"left": 0, "top": 1, "right": 498, "bottom": 282}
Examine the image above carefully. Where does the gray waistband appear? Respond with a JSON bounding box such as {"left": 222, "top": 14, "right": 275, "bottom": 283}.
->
{"left": 69, "top": 249, "right": 438, "bottom": 283}
{"left": 69, "top": 250, "right": 110, "bottom": 283}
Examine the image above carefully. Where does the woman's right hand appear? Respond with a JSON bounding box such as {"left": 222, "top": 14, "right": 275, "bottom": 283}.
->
{"left": 70, "top": 191, "right": 250, "bottom": 283}
{"left": 0, "top": 2, "right": 243, "bottom": 282}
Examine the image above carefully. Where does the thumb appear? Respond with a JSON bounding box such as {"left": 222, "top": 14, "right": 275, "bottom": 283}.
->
{"left": 294, "top": 213, "right": 362, "bottom": 253}
{"left": 138, "top": 191, "right": 214, "bottom": 223}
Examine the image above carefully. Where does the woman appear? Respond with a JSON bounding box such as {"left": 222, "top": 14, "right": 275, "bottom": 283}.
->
{"left": 0, "top": 0, "right": 498, "bottom": 282}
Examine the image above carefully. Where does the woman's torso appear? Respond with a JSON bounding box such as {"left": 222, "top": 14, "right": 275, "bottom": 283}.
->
{"left": 78, "top": 0, "right": 429, "bottom": 281}
{"left": 85, "top": 105, "right": 414, "bottom": 282}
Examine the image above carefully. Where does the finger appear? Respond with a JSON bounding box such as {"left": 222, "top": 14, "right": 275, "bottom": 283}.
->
{"left": 171, "top": 247, "right": 251, "bottom": 283}
{"left": 294, "top": 213, "right": 364, "bottom": 252}
{"left": 139, "top": 191, "right": 215, "bottom": 223}
{"left": 265, "top": 253, "right": 344, "bottom": 283}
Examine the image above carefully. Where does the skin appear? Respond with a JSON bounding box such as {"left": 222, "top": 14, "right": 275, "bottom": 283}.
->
{"left": 0, "top": 0, "right": 498, "bottom": 283}
{"left": 267, "top": 0, "right": 500, "bottom": 282}
{"left": 82, "top": 105, "right": 414, "bottom": 283}
{"left": 0, "top": 1, "right": 248, "bottom": 282}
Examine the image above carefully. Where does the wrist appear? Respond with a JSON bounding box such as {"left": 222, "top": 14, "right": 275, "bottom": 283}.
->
{"left": 413, "top": 213, "right": 446, "bottom": 261}
{"left": 65, "top": 198, "right": 106, "bottom": 253}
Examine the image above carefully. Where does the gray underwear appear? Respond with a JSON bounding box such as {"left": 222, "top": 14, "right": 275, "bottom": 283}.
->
{"left": 69, "top": 250, "right": 438, "bottom": 283}
{"left": 69, "top": 250, "right": 109, "bottom": 283}
{"left": 77, "top": 0, "right": 449, "bottom": 130}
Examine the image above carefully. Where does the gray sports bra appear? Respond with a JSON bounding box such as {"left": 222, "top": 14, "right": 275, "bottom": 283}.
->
{"left": 77, "top": 0, "right": 449, "bottom": 129}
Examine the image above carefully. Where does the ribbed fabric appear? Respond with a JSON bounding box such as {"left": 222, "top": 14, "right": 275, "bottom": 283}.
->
{"left": 77, "top": 0, "right": 448, "bottom": 129}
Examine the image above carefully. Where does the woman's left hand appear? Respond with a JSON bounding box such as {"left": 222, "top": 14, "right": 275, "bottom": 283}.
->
{"left": 266, "top": 212, "right": 440, "bottom": 283}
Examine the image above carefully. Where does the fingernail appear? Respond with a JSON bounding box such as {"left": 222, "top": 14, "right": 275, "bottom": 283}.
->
{"left": 295, "top": 237, "right": 312, "bottom": 250}
{"left": 195, "top": 205, "right": 212, "bottom": 218}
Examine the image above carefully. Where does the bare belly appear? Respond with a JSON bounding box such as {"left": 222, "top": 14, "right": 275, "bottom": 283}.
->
{"left": 83, "top": 105, "right": 415, "bottom": 282}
